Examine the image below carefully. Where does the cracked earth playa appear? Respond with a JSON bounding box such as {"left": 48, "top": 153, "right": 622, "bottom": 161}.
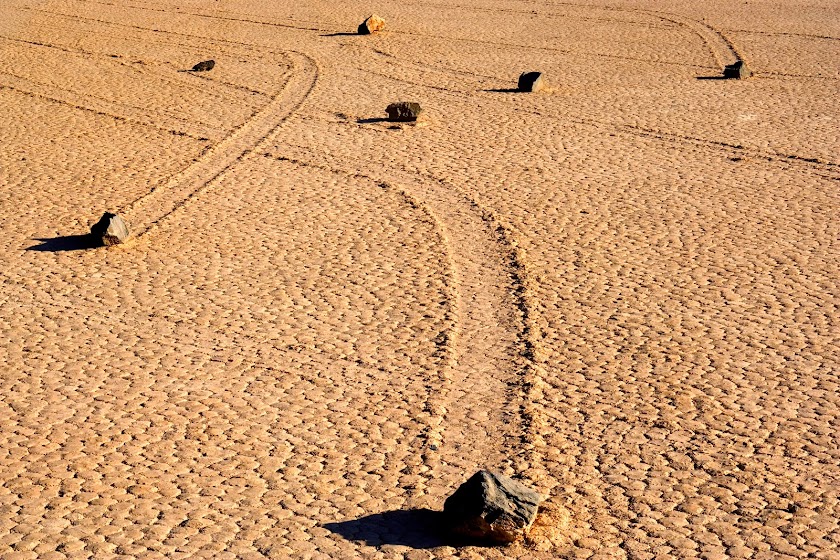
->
{"left": 0, "top": 0, "right": 838, "bottom": 558}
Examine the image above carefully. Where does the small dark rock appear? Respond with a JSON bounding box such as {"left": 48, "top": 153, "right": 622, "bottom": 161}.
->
{"left": 90, "top": 212, "right": 130, "bottom": 246}
{"left": 723, "top": 60, "right": 751, "bottom": 80}
{"left": 443, "top": 470, "right": 544, "bottom": 544}
{"left": 358, "top": 14, "right": 386, "bottom": 35}
{"left": 386, "top": 101, "right": 423, "bottom": 122}
{"left": 191, "top": 60, "right": 215, "bottom": 72}
{"left": 518, "top": 71, "right": 546, "bottom": 92}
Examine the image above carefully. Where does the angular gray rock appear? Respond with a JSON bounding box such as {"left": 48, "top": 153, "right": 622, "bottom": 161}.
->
{"left": 723, "top": 60, "right": 751, "bottom": 79}
{"left": 386, "top": 101, "right": 423, "bottom": 122}
{"left": 518, "top": 71, "right": 546, "bottom": 92}
{"left": 358, "top": 14, "right": 385, "bottom": 35}
{"left": 90, "top": 212, "right": 130, "bottom": 246}
{"left": 443, "top": 470, "right": 544, "bottom": 544}
{"left": 191, "top": 60, "right": 215, "bottom": 72}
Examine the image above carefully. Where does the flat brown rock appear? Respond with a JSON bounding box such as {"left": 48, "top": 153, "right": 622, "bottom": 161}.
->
{"left": 190, "top": 59, "right": 215, "bottom": 72}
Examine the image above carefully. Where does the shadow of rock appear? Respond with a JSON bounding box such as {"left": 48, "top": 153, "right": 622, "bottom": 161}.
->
{"left": 357, "top": 117, "right": 390, "bottom": 124}
{"left": 321, "top": 32, "right": 359, "bottom": 37}
{"left": 27, "top": 234, "right": 98, "bottom": 252}
{"left": 696, "top": 75, "right": 727, "bottom": 80}
{"left": 322, "top": 509, "right": 453, "bottom": 549}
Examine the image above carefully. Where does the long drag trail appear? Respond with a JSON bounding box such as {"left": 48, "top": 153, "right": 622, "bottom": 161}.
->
{"left": 119, "top": 51, "right": 319, "bottom": 236}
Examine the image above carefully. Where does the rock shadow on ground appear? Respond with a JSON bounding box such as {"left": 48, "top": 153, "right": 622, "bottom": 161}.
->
{"left": 356, "top": 117, "right": 391, "bottom": 124}
{"left": 322, "top": 508, "right": 498, "bottom": 549}
{"left": 323, "top": 509, "right": 445, "bottom": 549}
{"left": 27, "top": 234, "right": 99, "bottom": 252}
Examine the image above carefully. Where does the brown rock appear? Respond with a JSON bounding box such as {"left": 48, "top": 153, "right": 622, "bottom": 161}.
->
{"left": 190, "top": 60, "right": 215, "bottom": 72}
{"left": 386, "top": 102, "right": 423, "bottom": 122}
{"left": 90, "top": 212, "right": 129, "bottom": 246}
{"left": 723, "top": 60, "right": 751, "bottom": 80}
{"left": 358, "top": 15, "right": 386, "bottom": 34}
{"left": 443, "top": 470, "right": 544, "bottom": 544}
{"left": 518, "top": 72, "right": 546, "bottom": 92}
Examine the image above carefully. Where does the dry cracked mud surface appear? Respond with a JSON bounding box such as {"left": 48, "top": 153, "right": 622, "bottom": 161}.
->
{"left": 0, "top": 0, "right": 838, "bottom": 558}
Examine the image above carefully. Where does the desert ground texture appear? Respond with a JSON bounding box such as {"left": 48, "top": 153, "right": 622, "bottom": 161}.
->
{"left": 1, "top": 0, "right": 838, "bottom": 558}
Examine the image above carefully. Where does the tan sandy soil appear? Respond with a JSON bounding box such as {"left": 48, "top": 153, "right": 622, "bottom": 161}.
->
{"left": 0, "top": 0, "right": 838, "bottom": 558}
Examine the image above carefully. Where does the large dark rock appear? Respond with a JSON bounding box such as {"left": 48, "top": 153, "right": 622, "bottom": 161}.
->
{"left": 386, "top": 101, "right": 423, "bottom": 122}
{"left": 358, "top": 14, "right": 385, "bottom": 35}
{"left": 190, "top": 60, "right": 215, "bottom": 72}
{"left": 518, "top": 71, "right": 546, "bottom": 92}
{"left": 443, "top": 470, "right": 543, "bottom": 544}
{"left": 723, "top": 60, "right": 751, "bottom": 80}
{"left": 90, "top": 212, "right": 130, "bottom": 246}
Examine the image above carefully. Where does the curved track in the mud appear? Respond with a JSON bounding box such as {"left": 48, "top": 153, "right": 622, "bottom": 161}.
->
{"left": 253, "top": 149, "right": 538, "bottom": 481}
{"left": 119, "top": 52, "right": 318, "bottom": 236}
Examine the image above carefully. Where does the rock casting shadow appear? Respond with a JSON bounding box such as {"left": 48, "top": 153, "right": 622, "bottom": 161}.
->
{"left": 27, "top": 234, "right": 99, "bottom": 252}
{"left": 323, "top": 509, "right": 455, "bottom": 549}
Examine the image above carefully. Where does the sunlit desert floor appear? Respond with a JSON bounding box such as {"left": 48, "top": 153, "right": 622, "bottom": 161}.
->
{"left": 0, "top": 0, "right": 838, "bottom": 558}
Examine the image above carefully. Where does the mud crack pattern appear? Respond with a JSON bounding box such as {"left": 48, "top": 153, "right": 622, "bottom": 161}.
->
{"left": 1, "top": 0, "right": 838, "bottom": 558}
